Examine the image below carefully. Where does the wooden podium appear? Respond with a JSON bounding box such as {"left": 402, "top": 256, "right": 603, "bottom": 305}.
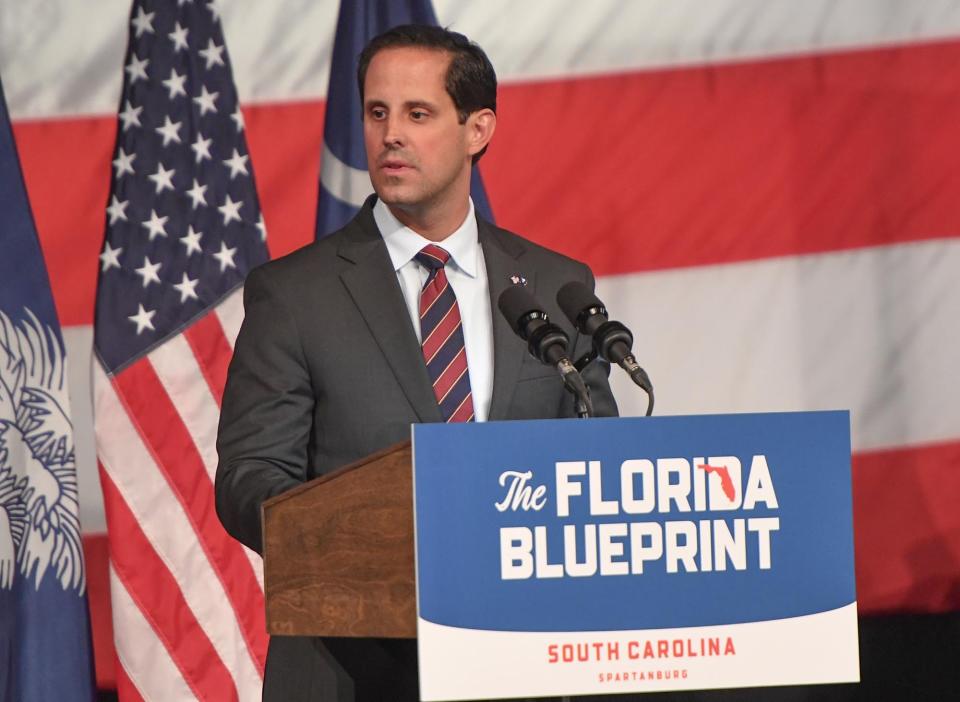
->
{"left": 260, "top": 441, "right": 416, "bottom": 638}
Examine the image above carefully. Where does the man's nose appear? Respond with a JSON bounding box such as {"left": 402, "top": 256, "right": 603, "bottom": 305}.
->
{"left": 383, "top": 114, "right": 404, "bottom": 147}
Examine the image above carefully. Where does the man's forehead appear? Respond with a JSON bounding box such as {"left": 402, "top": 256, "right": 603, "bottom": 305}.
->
{"left": 365, "top": 46, "right": 452, "bottom": 86}
{"left": 363, "top": 47, "right": 456, "bottom": 113}
{"left": 372, "top": 45, "right": 452, "bottom": 64}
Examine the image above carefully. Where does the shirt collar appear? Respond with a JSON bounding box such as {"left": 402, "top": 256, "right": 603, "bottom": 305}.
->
{"left": 374, "top": 197, "right": 479, "bottom": 277}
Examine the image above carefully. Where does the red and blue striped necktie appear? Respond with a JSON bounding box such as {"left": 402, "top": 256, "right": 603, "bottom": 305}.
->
{"left": 416, "top": 244, "right": 475, "bottom": 423}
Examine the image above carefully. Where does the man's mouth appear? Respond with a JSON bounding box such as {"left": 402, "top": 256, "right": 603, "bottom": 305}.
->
{"left": 381, "top": 158, "right": 413, "bottom": 172}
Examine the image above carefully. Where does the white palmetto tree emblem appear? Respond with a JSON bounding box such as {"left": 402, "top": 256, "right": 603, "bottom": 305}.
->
{"left": 0, "top": 308, "right": 84, "bottom": 592}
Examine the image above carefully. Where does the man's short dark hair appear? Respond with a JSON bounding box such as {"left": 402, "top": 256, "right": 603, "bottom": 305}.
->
{"left": 357, "top": 24, "right": 497, "bottom": 162}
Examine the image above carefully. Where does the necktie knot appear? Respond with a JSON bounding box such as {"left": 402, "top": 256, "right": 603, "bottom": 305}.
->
{"left": 415, "top": 244, "right": 451, "bottom": 272}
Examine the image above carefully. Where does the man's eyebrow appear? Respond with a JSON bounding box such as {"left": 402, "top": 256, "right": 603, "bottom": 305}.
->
{"left": 363, "top": 99, "right": 439, "bottom": 111}
{"left": 404, "top": 100, "right": 437, "bottom": 111}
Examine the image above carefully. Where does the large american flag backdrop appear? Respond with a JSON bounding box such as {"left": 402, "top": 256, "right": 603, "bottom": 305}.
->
{"left": 3, "top": 0, "right": 959, "bottom": 696}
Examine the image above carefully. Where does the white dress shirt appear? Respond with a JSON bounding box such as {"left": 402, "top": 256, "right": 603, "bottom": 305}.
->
{"left": 374, "top": 198, "right": 495, "bottom": 422}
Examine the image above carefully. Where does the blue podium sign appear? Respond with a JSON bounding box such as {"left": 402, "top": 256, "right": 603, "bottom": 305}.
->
{"left": 412, "top": 412, "right": 859, "bottom": 700}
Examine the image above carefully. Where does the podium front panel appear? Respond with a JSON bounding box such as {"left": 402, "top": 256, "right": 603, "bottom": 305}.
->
{"left": 412, "top": 411, "right": 858, "bottom": 700}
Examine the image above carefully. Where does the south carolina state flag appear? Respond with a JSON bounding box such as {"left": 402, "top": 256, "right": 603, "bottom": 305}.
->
{"left": 0, "top": 74, "right": 95, "bottom": 701}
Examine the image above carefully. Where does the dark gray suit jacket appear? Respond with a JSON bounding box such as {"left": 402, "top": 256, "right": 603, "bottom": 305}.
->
{"left": 216, "top": 198, "right": 617, "bottom": 700}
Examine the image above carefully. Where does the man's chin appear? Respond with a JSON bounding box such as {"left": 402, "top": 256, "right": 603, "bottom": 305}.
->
{"left": 373, "top": 186, "right": 421, "bottom": 211}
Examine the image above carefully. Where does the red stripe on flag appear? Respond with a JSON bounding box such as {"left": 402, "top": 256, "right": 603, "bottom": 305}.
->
{"left": 184, "top": 310, "right": 234, "bottom": 407}
{"left": 853, "top": 439, "right": 960, "bottom": 613}
{"left": 114, "top": 663, "right": 145, "bottom": 702}
{"left": 22, "top": 42, "right": 960, "bottom": 325}
{"left": 486, "top": 39, "right": 960, "bottom": 275}
{"left": 13, "top": 116, "right": 115, "bottom": 327}
{"left": 81, "top": 533, "right": 116, "bottom": 690}
{"left": 99, "top": 467, "right": 238, "bottom": 700}
{"left": 243, "top": 100, "right": 324, "bottom": 260}
{"left": 111, "top": 359, "right": 268, "bottom": 670}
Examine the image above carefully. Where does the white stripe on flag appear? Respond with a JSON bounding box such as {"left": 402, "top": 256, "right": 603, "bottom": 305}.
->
{"left": 149, "top": 331, "right": 265, "bottom": 590}
{"left": 600, "top": 238, "right": 960, "bottom": 452}
{"left": 150, "top": 335, "right": 222, "bottom": 482}
{"left": 442, "top": 0, "right": 960, "bottom": 81}
{"left": 212, "top": 290, "right": 266, "bottom": 589}
{"left": 94, "top": 363, "right": 264, "bottom": 699}
{"left": 320, "top": 141, "right": 374, "bottom": 208}
{"left": 245, "top": 543, "right": 265, "bottom": 593}
{"left": 216, "top": 287, "right": 246, "bottom": 349}
{"left": 9, "top": 0, "right": 960, "bottom": 119}
{"left": 110, "top": 564, "right": 195, "bottom": 701}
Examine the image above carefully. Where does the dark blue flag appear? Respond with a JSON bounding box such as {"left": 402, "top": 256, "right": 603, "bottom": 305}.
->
{"left": 0, "top": 75, "right": 95, "bottom": 701}
{"left": 315, "top": 0, "right": 495, "bottom": 238}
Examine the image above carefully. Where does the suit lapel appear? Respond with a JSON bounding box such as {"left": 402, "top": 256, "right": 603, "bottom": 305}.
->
{"left": 481, "top": 220, "right": 532, "bottom": 422}
{"left": 337, "top": 202, "right": 443, "bottom": 423}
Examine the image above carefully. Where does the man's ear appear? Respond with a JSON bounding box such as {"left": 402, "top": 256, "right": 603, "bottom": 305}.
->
{"left": 466, "top": 108, "right": 496, "bottom": 158}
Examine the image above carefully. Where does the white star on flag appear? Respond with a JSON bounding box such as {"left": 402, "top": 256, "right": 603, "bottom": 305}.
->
{"left": 173, "top": 273, "right": 200, "bottom": 303}
{"left": 141, "top": 209, "right": 169, "bottom": 240}
{"left": 131, "top": 6, "right": 155, "bottom": 37}
{"left": 127, "top": 304, "right": 156, "bottom": 335}
{"left": 256, "top": 214, "right": 267, "bottom": 242}
{"left": 212, "top": 241, "right": 237, "bottom": 272}
{"left": 99, "top": 242, "right": 123, "bottom": 272}
{"left": 119, "top": 101, "right": 142, "bottom": 131}
{"left": 180, "top": 225, "right": 203, "bottom": 255}
{"left": 223, "top": 149, "right": 249, "bottom": 179}
{"left": 113, "top": 148, "right": 136, "bottom": 178}
{"left": 148, "top": 162, "right": 176, "bottom": 193}
{"left": 193, "top": 85, "right": 219, "bottom": 115}
{"left": 186, "top": 179, "right": 208, "bottom": 208}
{"left": 162, "top": 69, "right": 188, "bottom": 99}
{"left": 217, "top": 194, "right": 242, "bottom": 225}
{"left": 155, "top": 116, "right": 183, "bottom": 146}
{"left": 198, "top": 38, "right": 225, "bottom": 69}
{"left": 107, "top": 196, "right": 129, "bottom": 224}
{"left": 231, "top": 106, "right": 244, "bottom": 132}
{"left": 168, "top": 22, "right": 189, "bottom": 52}
{"left": 125, "top": 53, "right": 149, "bottom": 83}
{"left": 191, "top": 133, "right": 213, "bottom": 163}
{"left": 135, "top": 256, "right": 162, "bottom": 288}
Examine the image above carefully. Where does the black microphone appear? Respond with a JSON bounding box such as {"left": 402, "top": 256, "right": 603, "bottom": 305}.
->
{"left": 556, "top": 281, "right": 654, "bottom": 414}
{"left": 497, "top": 284, "right": 593, "bottom": 418}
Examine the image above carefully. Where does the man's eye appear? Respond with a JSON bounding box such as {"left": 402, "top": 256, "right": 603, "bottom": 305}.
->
{"left": 370, "top": 108, "right": 386, "bottom": 119}
{"left": 411, "top": 111, "right": 426, "bottom": 120}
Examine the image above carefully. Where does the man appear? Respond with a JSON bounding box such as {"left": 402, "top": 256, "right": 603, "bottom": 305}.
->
{"left": 216, "top": 24, "right": 617, "bottom": 701}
